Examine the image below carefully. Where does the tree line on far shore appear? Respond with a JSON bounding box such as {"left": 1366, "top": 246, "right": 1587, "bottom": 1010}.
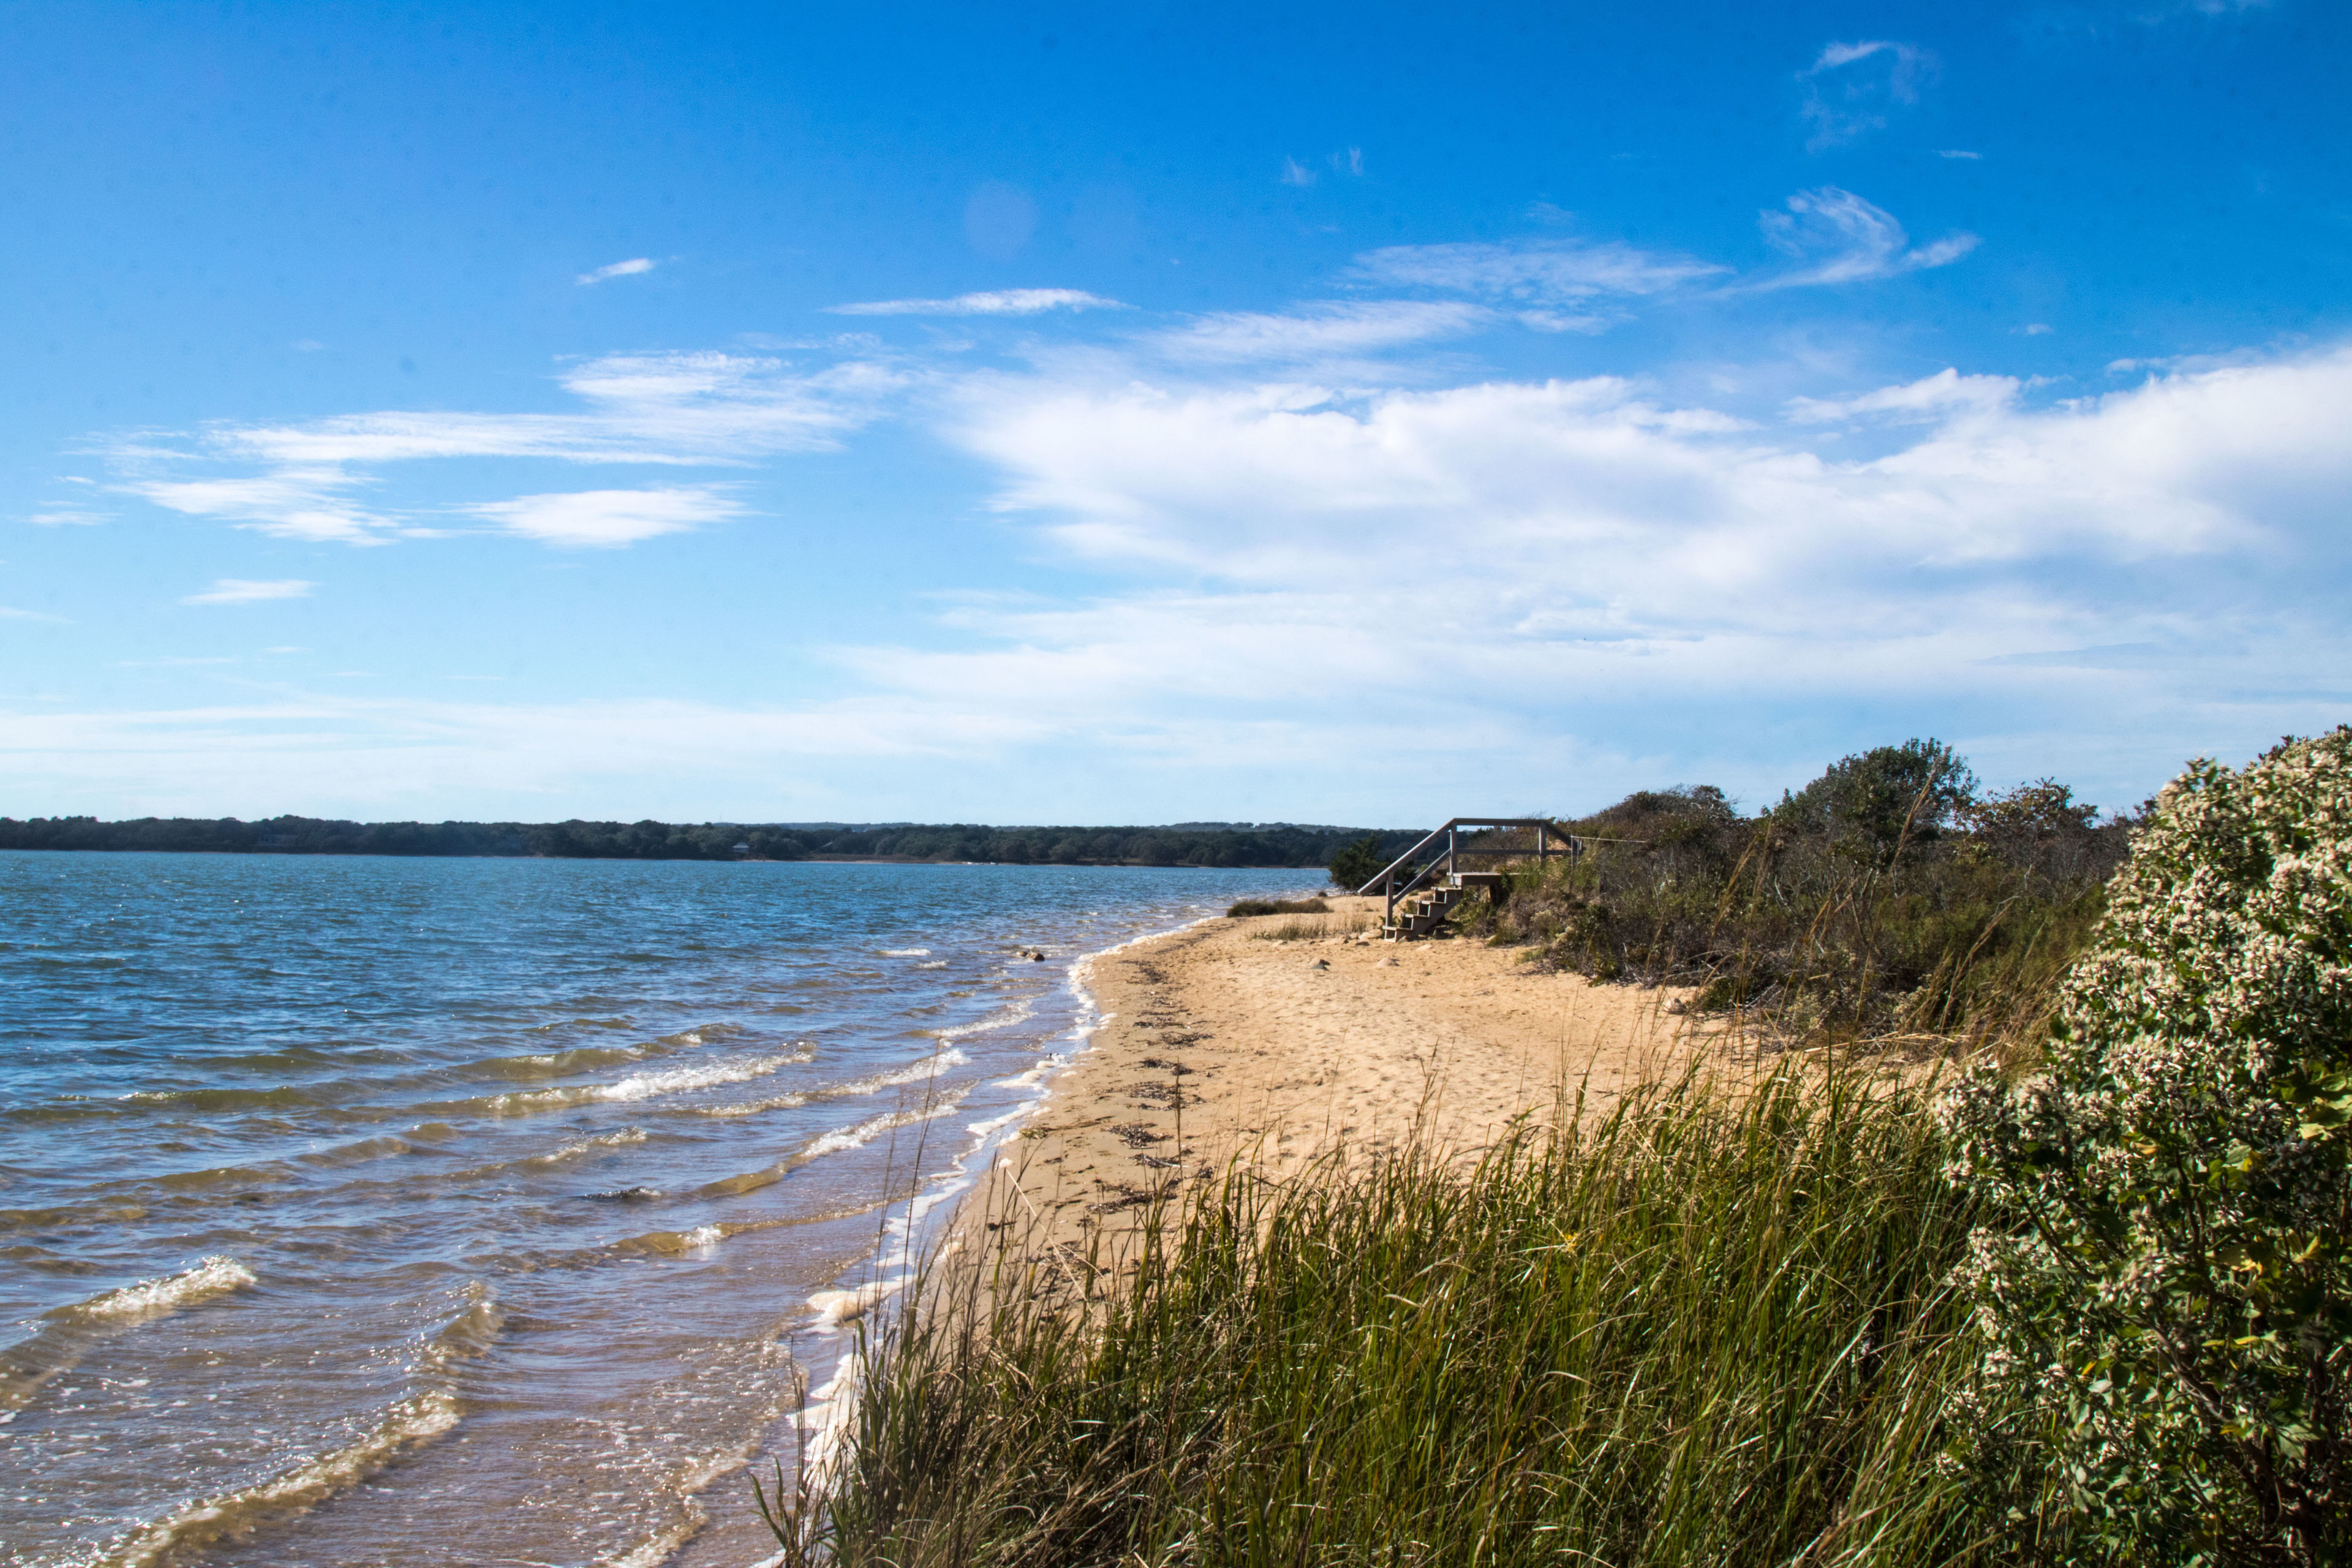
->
{"left": 0, "top": 814, "right": 1423, "bottom": 870}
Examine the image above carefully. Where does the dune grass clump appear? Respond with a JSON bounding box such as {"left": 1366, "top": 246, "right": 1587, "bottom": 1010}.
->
{"left": 1225, "top": 897, "right": 1330, "bottom": 918}
{"left": 794, "top": 1068, "right": 2009, "bottom": 1567}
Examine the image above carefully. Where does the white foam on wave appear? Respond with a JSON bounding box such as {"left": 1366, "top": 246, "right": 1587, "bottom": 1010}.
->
{"left": 836, "top": 1046, "right": 968, "bottom": 1095}
{"left": 69, "top": 1256, "right": 258, "bottom": 1327}
{"left": 1, "top": 1256, "right": 261, "bottom": 1422}
{"left": 915, "top": 959, "right": 948, "bottom": 969}
{"left": 929, "top": 995, "right": 1038, "bottom": 1042}
{"left": 801, "top": 1094, "right": 968, "bottom": 1160}
{"left": 879, "top": 948, "right": 930, "bottom": 957}
{"left": 690, "top": 1090, "right": 810, "bottom": 1119}
{"left": 695, "top": 1046, "right": 966, "bottom": 1118}
{"left": 481, "top": 1050, "right": 803, "bottom": 1115}
{"left": 805, "top": 1279, "right": 899, "bottom": 1330}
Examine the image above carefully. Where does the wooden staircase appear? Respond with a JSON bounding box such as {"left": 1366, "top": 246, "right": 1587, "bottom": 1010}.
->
{"left": 1385, "top": 872, "right": 1510, "bottom": 938}
{"left": 1359, "top": 820, "right": 1570, "bottom": 941}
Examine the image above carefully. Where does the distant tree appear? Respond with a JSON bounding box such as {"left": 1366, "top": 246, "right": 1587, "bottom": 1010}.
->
{"left": 1776, "top": 737, "right": 1977, "bottom": 865}
{"left": 1328, "top": 832, "right": 1389, "bottom": 891}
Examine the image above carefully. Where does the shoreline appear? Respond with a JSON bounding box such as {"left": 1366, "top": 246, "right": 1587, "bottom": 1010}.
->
{"left": 946, "top": 895, "right": 1715, "bottom": 1300}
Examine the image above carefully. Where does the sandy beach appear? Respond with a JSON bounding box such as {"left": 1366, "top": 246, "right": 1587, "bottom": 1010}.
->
{"left": 956, "top": 896, "right": 1717, "bottom": 1291}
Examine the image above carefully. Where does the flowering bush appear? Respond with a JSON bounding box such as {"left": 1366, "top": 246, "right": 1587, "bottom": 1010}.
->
{"left": 1941, "top": 729, "right": 2350, "bottom": 1564}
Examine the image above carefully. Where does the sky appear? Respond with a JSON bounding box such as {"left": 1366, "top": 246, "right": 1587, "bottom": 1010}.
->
{"left": 1, "top": 0, "right": 2346, "bottom": 827}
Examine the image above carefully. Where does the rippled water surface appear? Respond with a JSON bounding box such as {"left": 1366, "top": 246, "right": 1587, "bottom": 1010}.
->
{"left": 0, "top": 852, "right": 1324, "bottom": 1567}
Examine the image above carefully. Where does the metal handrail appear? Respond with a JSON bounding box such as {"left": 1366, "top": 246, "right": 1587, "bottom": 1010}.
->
{"left": 1354, "top": 817, "right": 1574, "bottom": 935}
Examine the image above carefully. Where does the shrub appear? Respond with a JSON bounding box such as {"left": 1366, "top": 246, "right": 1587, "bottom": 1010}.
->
{"left": 1940, "top": 729, "right": 2352, "bottom": 1564}
{"left": 1475, "top": 742, "right": 2132, "bottom": 1047}
{"left": 1775, "top": 737, "right": 1978, "bottom": 868}
{"left": 1327, "top": 831, "right": 1389, "bottom": 892}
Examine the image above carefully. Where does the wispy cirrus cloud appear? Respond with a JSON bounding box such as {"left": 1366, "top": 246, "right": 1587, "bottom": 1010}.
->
{"left": 464, "top": 486, "right": 745, "bottom": 547}
{"left": 105, "top": 352, "right": 902, "bottom": 546}
{"left": 578, "top": 257, "right": 657, "bottom": 285}
{"left": 1801, "top": 39, "right": 1932, "bottom": 150}
{"left": 1751, "top": 187, "right": 1978, "bottom": 288}
{"left": 1349, "top": 238, "right": 1728, "bottom": 330}
{"left": 1, "top": 605, "right": 70, "bottom": 622}
{"left": 827, "top": 288, "right": 1123, "bottom": 317}
{"left": 180, "top": 578, "right": 317, "bottom": 606}
{"left": 1785, "top": 368, "right": 2022, "bottom": 424}
{"left": 1144, "top": 300, "right": 1491, "bottom": 365}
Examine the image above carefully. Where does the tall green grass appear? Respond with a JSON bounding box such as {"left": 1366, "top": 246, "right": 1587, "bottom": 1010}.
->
{"left": 794, "top": 1068, "right": 2010, "bottom": 1567}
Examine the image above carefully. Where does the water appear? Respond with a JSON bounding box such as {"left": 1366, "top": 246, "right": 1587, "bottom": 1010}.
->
{"left": 0, "top": 851, "right": 1325, "bottom": 1567}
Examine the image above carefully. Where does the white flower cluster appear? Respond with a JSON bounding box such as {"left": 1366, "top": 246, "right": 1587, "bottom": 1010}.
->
{"left": 1939, "top": 727, "right": 2350, "bottom": 1564}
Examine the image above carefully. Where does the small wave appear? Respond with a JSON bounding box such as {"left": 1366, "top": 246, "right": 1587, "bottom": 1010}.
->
{"left": 929, "top": 997, "right": 1039, "bottom": 1042}
{"left": 691, "top": 1090, "right": 810, "bottom": 1118}
{"left": 115, "top": 1084, "right": 325, "bottom": 1112}
{"left": 990, "top": 1058, "right": 1064, "bottom": 1091}
{"left": 68, "top": 1255, "right": 258, "bottom": 1327}
{"left": 879, "top": 948, "right": 931, "bottom": 957}
{"left": 802, "top": 1094, "right": 968, "bottom": 1160}
{"left": 1, "top": 1256, "right": 257, "bottom": 1420}
{"left": 525, "top": 1126, "right": 649, "bottom": 1166}
{"left": 423, "top": 1281, "right": 504, "bottom": 1365}
{"left": 92, "top": 1388, "right": 462, "bottom": 1567}
{"left": 293, "top": 1134, "right": 424, "bottom": 1169}
{"left": 479, "top": 1050, "right": 802, "bottom": 1115}
{"left": 85, "top": 1283, "right": 500, "bottom": 1566}
{"left": 835, "top": 1047, "right": 969, "bottom": 1096}
{"left": 807, "top": 1279, "right": 898, "bottom": 1330}
{"left": 695, "top": 1047, "right": 965, "bottom": 1117}
{"left": 915, "top": 959, "right": 949, "bottom": 968}
{"left": 615, "top": 1223, "right": 728, "bottom": 1257}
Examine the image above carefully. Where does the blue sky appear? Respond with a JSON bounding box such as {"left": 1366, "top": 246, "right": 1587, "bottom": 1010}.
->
{"left": 2, "top": 0, "right": 2346, "bottom": 826}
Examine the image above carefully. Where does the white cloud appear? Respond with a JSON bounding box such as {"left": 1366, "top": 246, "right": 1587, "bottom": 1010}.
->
{"left": 827, "top": 288, "right": 1123, "bottom": 317}
{"left": 1938, "top": 149, "right": 1983, "bottom": 160}
{"left": 2022, "top": 323, "right": 2055, "bottom": 336}
{"left": 1145, "top": 300, "right": 1491, "bottom": 365}
{"left": 578, "top": 257, "right": 657, "bottom": 285}
{"left": 465, "top": 486, "right": 744, "bottom": 548}
{"left": 1801, "top": 40, "right": 1931, "bottom": 150}
{"left": 26, "top": 508, "right": 108, "bottom": 527}
{"left": 1349, "top": 238, "right": 1727, "bottom": 317}
{"left": 17, "top": 344, "right": 2351, "bottom": 821}
{"left": 920, "top": 344, "right": 2352, "bottom": 778}
{"left": 0, "top": 605, "right": 70, "bottom": 622}
{"left": 1785, "top": 368, "right": 2021, "bottom": 424}
{"left": 180, "top": 578, "right": 317, "bottom": 606}
{"left": 128, "top": 470, "right": 391, "bottom": 544}
{"left": 1752, "top": 187, "right": 1979, "bottom": 288}
{"left": 1332, "top": 148, "right": 1364, "bottom": 176}
{"left": 106, "top": 352, "right": 902, "bottom": 545}
{"left": 1280, "top": 156, "right": 1316, "bottom": 187}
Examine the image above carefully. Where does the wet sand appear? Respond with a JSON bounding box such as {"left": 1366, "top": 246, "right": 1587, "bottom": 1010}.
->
{"left": 955, "top": 896, "right": 1716, "bottom": 1291}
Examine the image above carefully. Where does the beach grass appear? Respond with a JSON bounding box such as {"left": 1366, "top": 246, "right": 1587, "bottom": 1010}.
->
{"left": 797, "top": 1065, "right": 2004, "bottom": 1567}
{"left": 1245, "top": 913, "right": 1368, "bottom": 941}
